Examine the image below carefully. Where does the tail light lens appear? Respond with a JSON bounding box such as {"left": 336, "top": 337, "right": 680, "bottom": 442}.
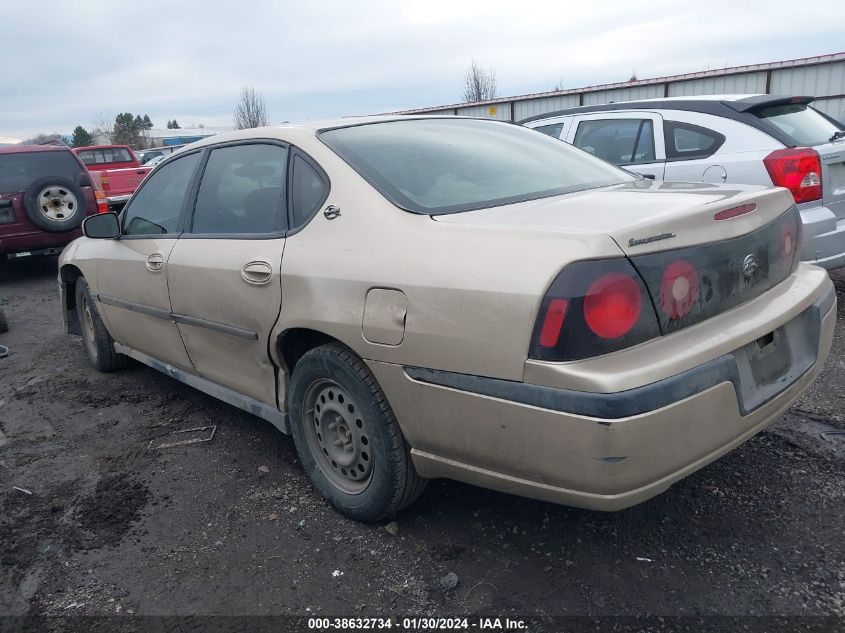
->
{"left": 529, "top": 259, "right": 660, "bottom": 361}
{"left": 763, "top": 148, "right": 822, "bottom": 204}
{"left": 94, "top": 190, "right": 109, "bottom": 214}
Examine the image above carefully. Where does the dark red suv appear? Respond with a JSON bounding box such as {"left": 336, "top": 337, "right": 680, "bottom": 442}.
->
{"left": 0, "top": 145, "right": 103, "bottom": 261}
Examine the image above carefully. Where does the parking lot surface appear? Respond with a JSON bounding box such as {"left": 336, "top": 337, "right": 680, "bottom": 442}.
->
{"left": 1, "top": 258, "right": 844, "bottom": 626}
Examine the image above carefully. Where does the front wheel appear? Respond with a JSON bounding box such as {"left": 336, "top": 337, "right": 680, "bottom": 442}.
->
{"left": 288, "top": 343, "right": 427, "bottom": 522}
{"left": 75, "top": 277, "right": 127, "bottom": 372}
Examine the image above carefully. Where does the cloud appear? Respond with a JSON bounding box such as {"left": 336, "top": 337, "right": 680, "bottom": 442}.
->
{"left": 1, "top": 0, "right": 843, "bottom": 139}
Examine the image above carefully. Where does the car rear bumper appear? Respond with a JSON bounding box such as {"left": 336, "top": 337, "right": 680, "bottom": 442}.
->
{"left": 799, "top": 204, "right": 845, "bottom": 270}
{"left": 0, "top": 230, "right": 79, "bottom": 258}
{"left": 367, "top": 272, "right": 836, "bottom": 511}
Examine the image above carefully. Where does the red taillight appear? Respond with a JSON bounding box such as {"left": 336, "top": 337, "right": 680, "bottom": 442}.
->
{"left": 583, "top": 272, "right": 642, "bottom": 339}
{"left": 538, "top": 299, "right": 568, "bottom": 348}
{"left": 529, "top": 260, "right": 660, "bottom": 361}
{"left": 659, "top": 259, "right": 699, "bottom": 320}
{"left": 763, "top": 147, "right": 822, "bottom": 204}
{"left": 95, "top": 190, "right": 109, "bottom": 214}
{"left": 783, "top": 226, "right": 796, "bottom": 261}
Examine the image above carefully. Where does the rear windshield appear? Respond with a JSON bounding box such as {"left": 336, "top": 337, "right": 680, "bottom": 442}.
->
{"left": 319, "top": 118, "right": 633, "bottom": 214}
{"left": 0, "top": 151, "right": 83, "bottom": 193}
{"left": 753, "top": 103, "right": 843, "bottom": 146}
{"left": 76, "top": 147, "right": 135, "bottom": 166}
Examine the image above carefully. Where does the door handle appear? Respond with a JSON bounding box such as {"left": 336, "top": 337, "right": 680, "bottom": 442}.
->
{"left": 241, "top": 261, "right": 273, "bottom": 285}
{"left": 641, "top": 174, "right": 656, "bottom": 180}
{"left": 145, "top": 253, "right": 164, "bottom": 272}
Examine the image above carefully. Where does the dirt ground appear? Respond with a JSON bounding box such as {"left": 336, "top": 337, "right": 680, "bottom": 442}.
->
{"left": 0, "top": 257, "right": 844, "bottom": 630}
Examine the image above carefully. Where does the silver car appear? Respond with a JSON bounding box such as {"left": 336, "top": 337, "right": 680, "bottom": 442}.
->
{"left": 522, "top": 95, "right": 845, "bottom": 270}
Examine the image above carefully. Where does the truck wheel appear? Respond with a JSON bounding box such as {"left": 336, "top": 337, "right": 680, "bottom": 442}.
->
{"left": 75, "top": 278, "right": 127, "bottom": 372}
{"left": 0, "top": 308, "right": 7, "bottom": 333}
{"left": 288, "top": 342, "right": 427, "bottom": 522}
{"left": 24, "top": 177, "right": 87, "bottom": 233}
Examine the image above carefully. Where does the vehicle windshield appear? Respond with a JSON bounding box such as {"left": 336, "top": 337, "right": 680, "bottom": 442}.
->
{"left": 0, "top": 151, "right": 83, "bottom": 193}
{"left": 319, "top": 118, "right": 634, "bottom": 214}
{"left": 753, "top": 103, "right": 843, "bottom": 146}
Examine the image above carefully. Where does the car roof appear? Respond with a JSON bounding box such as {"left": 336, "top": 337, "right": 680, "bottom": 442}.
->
{"left": 518, "top": 94, "right": 815, "bottom": 124}
{"left": 180, "top": 114, "right": 499, "bottom": 151}
{"left": 72, "top": 144, "right": 133, "bottom": 151}
{"left": 0, "top": 144, "right": 70, "bottom": 155}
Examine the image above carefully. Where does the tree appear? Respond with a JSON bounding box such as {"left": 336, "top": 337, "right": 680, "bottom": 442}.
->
{"left": 166, "top": 119, "right": 181, "bottom": 129}
{"left": 112, "top": 112, "right": 139, "bottom": 146}
{"left": 234, "top": 85, "right": 268, "bottom": 130}
{"left": 462, "top": 60, "right": 497, "bottom": 102}
{"left": 91, "top": 112, "right": 114, "bottom": 144}
{"left": 71, "top": 126, "right": 93, "bottom": 147}
{"left": 110, "top": 112, "right": 152, "bottom": 148}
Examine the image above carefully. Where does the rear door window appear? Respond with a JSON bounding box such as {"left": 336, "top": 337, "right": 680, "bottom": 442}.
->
{"left": 191, "top": 143, "right": 288, "bottom": 235}
{"left": 664, "top": 121, "right": 725, "bottom": 160}
{"left": 289, "top": 154, "right": 328, "bottom": 229}
{"left": 0, "top": 151, "right": 83, "bottom": 193}
{"left": 573, "top": 119, "right": 656, "bottom": 165}
{"left": 753, "top": 103, "right": 842, "bottom": 146}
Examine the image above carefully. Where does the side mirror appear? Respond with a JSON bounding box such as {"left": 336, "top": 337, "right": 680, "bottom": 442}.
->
{"left": 83, "top": 212, "right": 121, "bottom": 239}
{"left": 77, "top": 172, "right": 93, "bottom": 188}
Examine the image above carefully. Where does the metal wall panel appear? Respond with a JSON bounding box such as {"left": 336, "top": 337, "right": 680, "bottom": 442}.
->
{"left": 513, "top": 94, "right": 580, "bottom": 120}
{"left": 582, "top": 83, "right": 665, "bottom": 105}
{"left": 455, "top": 103, "right": 512, "bottom": 120}
{"left": 770, "top": 62, "right": 845, "bottom": 97}
{"left": 668, "top": 72, "right": 767, "bottom": 97}
{"left": 813, "top": 97, "right": 845, "bottom": 123}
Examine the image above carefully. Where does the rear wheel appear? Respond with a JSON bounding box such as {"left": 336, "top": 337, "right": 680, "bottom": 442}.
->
{"left": 288, "top": 343, "right": 427, "bottom": 521}
{"left": 75, "top": 278, "right": 127, "bottom": 372}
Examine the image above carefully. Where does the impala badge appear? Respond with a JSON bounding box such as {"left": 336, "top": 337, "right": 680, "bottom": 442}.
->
{"left": 741, "top": 254, "right": 758, "bottom": 280}
{"left": 628, "top": 232, "right": 676, "bottom": 247}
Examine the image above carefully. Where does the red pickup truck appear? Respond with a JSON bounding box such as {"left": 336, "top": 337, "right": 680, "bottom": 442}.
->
{"left": 72, "top": 145, "right": 152, "bottom": 211}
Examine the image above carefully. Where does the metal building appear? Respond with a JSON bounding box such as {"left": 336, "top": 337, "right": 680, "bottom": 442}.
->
{"left": 397, "top": 52, "right": 845, "bottom": 123}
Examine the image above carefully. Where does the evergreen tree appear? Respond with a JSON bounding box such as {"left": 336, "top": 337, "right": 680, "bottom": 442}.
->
{"left": 71, "top": 126, "right": 93, "bottom": 147}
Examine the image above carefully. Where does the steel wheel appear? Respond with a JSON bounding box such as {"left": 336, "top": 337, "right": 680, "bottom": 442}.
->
{"left": 80, "top": 292, "right": 98, "bottom": 362}
{"left": 303, "top": 378, "right": 373, "bottom": 494}
{"left": 37, "top": 185, "right": 78, "bottom": 222}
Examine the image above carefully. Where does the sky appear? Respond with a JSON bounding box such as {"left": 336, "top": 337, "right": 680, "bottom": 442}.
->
{"left": 1, "top": 0, "right": 844, "bottom": 143}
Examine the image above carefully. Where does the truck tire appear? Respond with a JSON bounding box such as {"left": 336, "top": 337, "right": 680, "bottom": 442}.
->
{"left": 23, "top": 177, "right": 87, "bottom": 233}
{"left": 288, "top": 342, "right": 427, "bottom": 522}
{"left": 75, "top": 277, "right": 127, "bottom": 372}
{"left": 0, "top": 308, "right": 7, "bottom": 333}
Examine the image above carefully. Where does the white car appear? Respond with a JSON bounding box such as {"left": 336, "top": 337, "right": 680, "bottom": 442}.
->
{"left": 522, "top": 95, "right": 845, "bottom": 270}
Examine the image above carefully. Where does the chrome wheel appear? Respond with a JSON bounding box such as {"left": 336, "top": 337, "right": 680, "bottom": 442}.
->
{"left": 303, "top": 379, "right": 373, "bottom": 494}
{"left": 37, "top": 185, "right": 78, "bottom": 222}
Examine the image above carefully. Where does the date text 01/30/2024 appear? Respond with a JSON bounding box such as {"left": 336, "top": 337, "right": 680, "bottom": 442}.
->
{"left": 307, "top": 617, "right": 528, "bottom": 630}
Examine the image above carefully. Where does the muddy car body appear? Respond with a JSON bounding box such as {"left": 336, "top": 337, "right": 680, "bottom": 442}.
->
{"left": 59, "top": 116, "right": 835, "bottom": 520}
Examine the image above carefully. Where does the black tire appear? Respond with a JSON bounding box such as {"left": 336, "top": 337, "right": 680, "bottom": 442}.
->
{"left": 75, "top": 277, "right": 127, "bottom": 372}
{"left": 23, "top": 177, "right": 87, "bottom": 233}
{"left": 0, "top": 307, "right": 7, "bottom": 333}
{"left": 288, "top": 343, "right": 427, "bottom": 522}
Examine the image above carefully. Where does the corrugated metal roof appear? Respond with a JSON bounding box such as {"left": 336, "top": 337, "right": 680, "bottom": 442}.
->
{"left": 396, "top": 51, "right": 845, "bottom": 114}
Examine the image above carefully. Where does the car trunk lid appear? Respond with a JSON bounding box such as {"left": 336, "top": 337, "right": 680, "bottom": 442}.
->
{"left": 434, "top": 180, "right": 800, "bottom": 335}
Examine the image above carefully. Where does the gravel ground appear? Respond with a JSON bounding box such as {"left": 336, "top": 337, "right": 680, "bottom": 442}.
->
{"left": 0, "top": 257, "right": 843, "bottom": 630}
